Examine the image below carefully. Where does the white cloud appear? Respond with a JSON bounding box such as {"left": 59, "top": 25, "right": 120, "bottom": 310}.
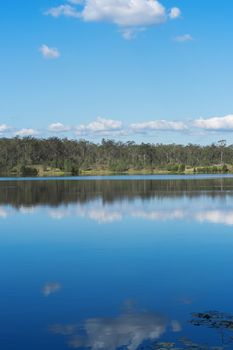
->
{"left": 7, "top": 113, "right": 233, "bottom": 139}
{"left": 81, "top": 0, "right": 167, "bottom": 26}
{"left": 75, "top": 117, "right": 123, "bottom": 136}
{"left": 48, "top": 122, "right": 70, "bottom": 133}
{"left": 45, "top": 5, "right": 80, "bottom": 18}
{"left": 121, "top": 27, "right": 145, "bottom": 40}
{"left": 169, "top": 7, "right": 181, "bottom": 19}
{"left": 131, "top": 120, "right": 187, "bottom": 133}
{"left": 0, "top": 124, "right": 11, "bottom": 134}
{"left": 45, "top": 0, "right": 181, "bottom": 38}
{"left": 15, "top": 128, "right": 38, "bottom": 137}
{"left": 68, "top": 0, "right": 84, "bottom": 4}
{"left": 174, "top": 34, "right": 193, "bottom": 43}
{"left": 122, "top": 28, "right": 135, "bottom": 40}
{"left": 39, "top": 44, "right": 61, "bottom": 59}
{"left": 193, "top": 114, "right": 233, "bottom": 131}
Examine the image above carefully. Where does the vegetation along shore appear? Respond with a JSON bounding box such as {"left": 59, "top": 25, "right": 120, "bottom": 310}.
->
{"left": 0, "top": 137, "right": 232, "bottom": 176}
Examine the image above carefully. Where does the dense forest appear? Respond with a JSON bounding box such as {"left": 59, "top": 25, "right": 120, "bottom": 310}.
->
{"left": 0, "top": 137, "right": 232, "bottom": 176}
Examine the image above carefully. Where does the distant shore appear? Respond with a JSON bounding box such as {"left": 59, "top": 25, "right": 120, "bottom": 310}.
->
{"left": 0, "top": 137, "right": 232, "bottom": 177}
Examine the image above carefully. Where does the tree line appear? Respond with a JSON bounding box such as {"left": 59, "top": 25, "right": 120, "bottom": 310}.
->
{"left": 0, "top": 137, "right": 232, "bottom": 175}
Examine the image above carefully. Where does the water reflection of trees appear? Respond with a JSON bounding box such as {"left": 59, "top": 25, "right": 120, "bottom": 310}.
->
{"left": 1, "top": 178, "right": 233, "bottom": 208}
{"left": 155, "top": 311, "right": 233, "bottom": 350}
{"left": 190, "top": 311, "right": 233, "bottom": 347}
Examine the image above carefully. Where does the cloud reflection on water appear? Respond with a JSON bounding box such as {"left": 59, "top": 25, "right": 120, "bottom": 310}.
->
{"left": 42, "top": 282, "right": 61, "bottom": 297}
{"left": 0, "top": 207, "right": 8, "bottom": 218}
{"left": 19, "top": 206, "right": 37, "bottom": 215}
{"left": 2, "top": 201, "right": 233, "bottom": 227}
{"left": 50, "top": 308, "right": 181, "bottom": 350}
{"left": 46, "top": 203, "right": 233, "bottom": 227}
{"left": 196, "top": 210, "right": 233, "bottom": 226}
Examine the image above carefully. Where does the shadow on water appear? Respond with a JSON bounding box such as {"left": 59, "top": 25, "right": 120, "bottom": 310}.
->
{"left": 1, "top": 178, "right": 233, "bottom": 208}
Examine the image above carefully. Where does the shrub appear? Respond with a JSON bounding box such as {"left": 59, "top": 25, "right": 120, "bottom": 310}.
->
{"left": 20, "top": 166, "right": 38, "bottom": 176}
{"left": 179, "top": 164, "right": 186, "bottom": 173}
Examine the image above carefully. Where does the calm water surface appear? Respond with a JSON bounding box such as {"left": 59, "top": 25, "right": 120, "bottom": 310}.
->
{"left": 1, "top": 175, "right": 233, "bottom": 349}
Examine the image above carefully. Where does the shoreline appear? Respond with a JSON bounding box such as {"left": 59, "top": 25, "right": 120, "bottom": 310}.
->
{"left": 1, "top": 173, "right": 233, "bottom": 181}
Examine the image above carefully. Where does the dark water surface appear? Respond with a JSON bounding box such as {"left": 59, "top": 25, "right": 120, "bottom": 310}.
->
{"left": 1, "top": 175, "right": 233, "bottom": 349}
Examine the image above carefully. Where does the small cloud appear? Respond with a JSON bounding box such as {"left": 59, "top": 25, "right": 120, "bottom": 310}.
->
{"left": 45, "top": 1, "right": 181, "bottom": 38}
{"left": 15, "top": 128, "right": 38, "bottom": 137}
{"left": 169, "top": 7, "right": 181, "bottom": 19}
{"left": 120, "top": 27, "right": 145, "bottom": 40}
{"left": 193, "top": 114, "right": 233, "bottom": 131}
{"left": 68, "top": 0, "right": 84, "bottom": 4}
{"left": 46, "top": 0, "right": 167, "bottom": 25}
{"left": 122, "top": 29, "right": 134, "bottom": 40}
{"left": 39, "top": 44, "right": 60, "bottom": 59}
{"left": 130, "top": 120, "right": 188, "bottom": 133}
{"left": 42, "top": 282, "right": 61, "bottom": 297}
{"left": 75, "top": 117, "right": 123, "bottom": 136}
{"left": 0, "top": 124, "right": 11, "bottom": 134}
{"left": 174, "top": 34, "right": 193, "bottom": 43}
{"left": 44, "top": 4, "right": 80, "bottom": 18}
{"left": 48, "top": 122, "right": 70, "bottom": 133}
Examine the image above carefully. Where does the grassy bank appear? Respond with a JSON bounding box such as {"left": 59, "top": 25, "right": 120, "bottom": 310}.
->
{"left": 3, "top": 163, "right": 233, "bottom": 177}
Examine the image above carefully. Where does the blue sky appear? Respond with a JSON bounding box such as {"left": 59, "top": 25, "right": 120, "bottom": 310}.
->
{"left": 1, "top": 0, "right": 233, "bottom": 144}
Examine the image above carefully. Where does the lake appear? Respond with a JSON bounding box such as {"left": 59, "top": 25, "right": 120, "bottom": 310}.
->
{"left": 1, "top": 175, "right": 233, "bottom": 349}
